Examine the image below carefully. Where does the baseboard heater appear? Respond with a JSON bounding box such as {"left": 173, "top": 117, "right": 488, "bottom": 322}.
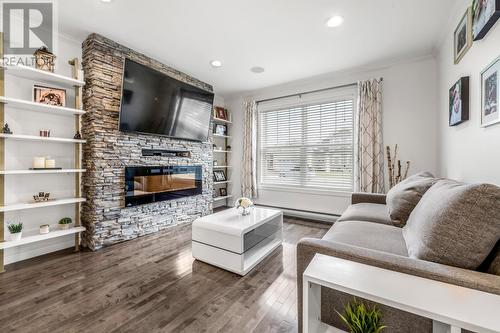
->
{"left": 142, "top": 149, "right": 191, "bottom": 158}
{"left": 255, "top": 204, "right": 338, "bottom": 224}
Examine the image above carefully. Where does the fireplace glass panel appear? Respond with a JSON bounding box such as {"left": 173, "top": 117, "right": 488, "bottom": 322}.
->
{"left": 125, "top": 166, "right": 202, "bottom": 207}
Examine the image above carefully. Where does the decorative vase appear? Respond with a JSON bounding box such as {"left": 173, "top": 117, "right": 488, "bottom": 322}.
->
{"left": 240, "top": 207, "right": 251, "bottom": 216}
{"left": 235, "top": 197, "right": 253, "bottom": 216}
{"left": 9, "top": 232, "right": 22, "bottom": 241}
{"left": 59, "top": 224, "right": 70, "bottom": 230}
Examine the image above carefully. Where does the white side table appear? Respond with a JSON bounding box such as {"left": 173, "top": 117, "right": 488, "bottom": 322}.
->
{"left": 303, "top": 254, "right": 500, "bottom": 333}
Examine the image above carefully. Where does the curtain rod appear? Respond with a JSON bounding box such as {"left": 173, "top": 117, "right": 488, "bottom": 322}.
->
{"left": 256, "top": 78, "right": 383, "bottom": 104}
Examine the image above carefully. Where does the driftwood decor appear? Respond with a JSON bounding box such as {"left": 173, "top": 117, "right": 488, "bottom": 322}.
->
{"left": 386, "top": 145, "right": 410, "bottom": 188}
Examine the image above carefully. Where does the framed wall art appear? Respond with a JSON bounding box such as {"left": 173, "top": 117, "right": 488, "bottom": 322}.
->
{"left": 472, "top": 0, "right": 500, "bottom": 40}
{"left": 481, "top": 56, "right": 500, "bottom": 127}
{"left": 449, "top": 77, "right": 470, "bottom": 126}
{"left": 454, "top": 7, "right": 473, "bottom": 64}
{"left": 34, "top": 85, "right": 66, "bottom": 107}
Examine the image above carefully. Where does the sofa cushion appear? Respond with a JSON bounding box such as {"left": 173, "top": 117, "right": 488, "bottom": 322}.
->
{"left": 386, "top": 172, "right": 437, "bottom": 227}
{"left": 323, "top": 221, "right": 408, "bottom": 256}
{"left": 337, "top": 203, "right": 392, "bottom": 225}
{"left": 403, "top": 179, "right": 500, "bottom": 270}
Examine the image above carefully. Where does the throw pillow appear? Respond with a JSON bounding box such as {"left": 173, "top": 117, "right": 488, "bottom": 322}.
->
{"left": 403, "top": 179, "right": 500, "bottom": 270}
{"left": 386, "top": 172, "right": 437, "bottom": 227}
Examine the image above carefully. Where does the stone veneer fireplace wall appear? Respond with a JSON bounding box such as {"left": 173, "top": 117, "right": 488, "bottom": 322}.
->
{"left": 81, "top": 33, "right": 214, "bottom": 250}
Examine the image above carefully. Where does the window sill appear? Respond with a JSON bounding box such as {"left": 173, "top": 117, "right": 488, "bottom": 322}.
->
{"left": 258, "top": 185, "right": 352, "bottom": 198}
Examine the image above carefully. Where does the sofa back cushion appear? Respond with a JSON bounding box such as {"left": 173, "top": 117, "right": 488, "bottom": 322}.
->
{"left": 386, "top": 172, "right": 437, "bottom": 227}
{"left": 403, "top": 179, "right": 500, "bottom": 270}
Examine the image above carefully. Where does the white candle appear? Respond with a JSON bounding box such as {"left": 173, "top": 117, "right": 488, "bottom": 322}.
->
{"left": 33, "top": 157, "right": 46, "bottom": 169}
{"left": 45, "top": 159, "right": 56, "bottom": 168}
{"left": 39, "top": 225, "right": 49, "bottom": 234}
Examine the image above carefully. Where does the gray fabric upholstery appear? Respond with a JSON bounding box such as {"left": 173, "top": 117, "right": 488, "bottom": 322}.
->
{"left": 351, "top": 192, "right": 387, "bottom": 205}
{"left": 296, "top": 238, "right": 500, "bottom": 332}
{"left": 337, "top": 203, "right": 392, "bottom": 225}
{"left": 486, "top": 241, "right": 500, "bottom": 275}
{"left": 386, "top": 172, "right": 437, "bottom": 227}
{"left": 323, "top": 221, "right": 408, "bottom": 256}
{"left": 403, "top": 179, "right": 500, "bottom": 270}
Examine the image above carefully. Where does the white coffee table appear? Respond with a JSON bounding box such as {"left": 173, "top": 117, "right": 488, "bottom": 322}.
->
{"left": 192, "top": 207, "right": 283, "bottom": 275}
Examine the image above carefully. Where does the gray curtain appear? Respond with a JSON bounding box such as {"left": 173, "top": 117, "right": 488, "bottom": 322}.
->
{"left": 241, "top": 100, "right": 258, "bottom": 198}
{"left": 355, "top": 79, "right": 385, "bottom": 193}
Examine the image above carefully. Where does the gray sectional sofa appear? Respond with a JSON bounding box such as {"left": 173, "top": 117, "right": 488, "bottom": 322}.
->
{"left": 297, "top": 174, "right": 500, "bottom": 333}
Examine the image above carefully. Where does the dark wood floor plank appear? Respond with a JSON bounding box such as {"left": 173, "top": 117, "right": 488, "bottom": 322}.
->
{"left": 0, "top": 216, "right": 326, "bottom": 333}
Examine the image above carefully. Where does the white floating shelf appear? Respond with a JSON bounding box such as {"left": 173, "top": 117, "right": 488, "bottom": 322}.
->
{"left": 213, "top": 134, "right": 232, "bottom": 139}
{"left": 0, "top": 197, "right": 86, "bottom": 213}
{"left": 0, "top": 96, "right": 85, "bottom": 116}
{"left": 1, "top": 64, "right": 85, "bottom": 88}
{"left": 214, "top": 150, "right": 232, "bottom": 153}
{"left": 213, "top": 117, "right": 232, "bottom": 124}
{"left": 213, "top": 165, "right": 231, "bottom": 168}
{"left": 0, "top": 133, "right": 86, "bottom": 144}
{"left": 0, "top": 226, "right": 86, "bottom": 250}
{"left": 0, "top": 169, "right": 86, "bottom": 175}
{"left": 213, "top": 195, "right": 234, "bottom": 202}
{"left": 214, "top": 180, "right": 232, "bottom": 185}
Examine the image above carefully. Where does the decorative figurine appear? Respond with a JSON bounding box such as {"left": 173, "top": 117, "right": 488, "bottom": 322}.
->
{"left": 74, "top": 131, "right": 82, "bottom": 139}
{"left": 2, "top": 123, "right": 12, "bottom": 134}
{"left": 34, "top": 46, "right": 56, "bottom": 72}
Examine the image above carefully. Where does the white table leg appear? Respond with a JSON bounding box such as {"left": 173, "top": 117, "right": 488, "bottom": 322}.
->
{"left": 303, "top": 279, "right": 322, "bottom": 333}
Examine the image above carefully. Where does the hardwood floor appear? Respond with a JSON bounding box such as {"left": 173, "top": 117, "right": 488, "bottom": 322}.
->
{"left": 0, "top": 217, "right": 327, "bottom": 333}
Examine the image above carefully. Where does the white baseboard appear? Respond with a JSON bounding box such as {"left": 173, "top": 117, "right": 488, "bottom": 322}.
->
{"left": 255, "top": 204, "right": 337, "bottom": 224}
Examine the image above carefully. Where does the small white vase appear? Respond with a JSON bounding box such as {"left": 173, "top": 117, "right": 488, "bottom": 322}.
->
{"left": 59, "top": 224, "right": 70, "bottom": 230}
{"left": 9, "top": 232, "right": 22, "bottom": 241}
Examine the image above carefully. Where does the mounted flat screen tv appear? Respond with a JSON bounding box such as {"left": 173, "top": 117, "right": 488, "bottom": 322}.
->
{"left": 119, "top": 59, "right": 214, "bottom": 142}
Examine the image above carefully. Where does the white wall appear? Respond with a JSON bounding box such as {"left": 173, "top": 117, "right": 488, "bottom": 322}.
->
{"left": 4, "top": 35, "right": 83, "bottom": 264}
{"left": 225, "top": 56, "right": 439, "bottom": 215}
{"left": 437, "top": 0, "right": 500, "bottom": 185}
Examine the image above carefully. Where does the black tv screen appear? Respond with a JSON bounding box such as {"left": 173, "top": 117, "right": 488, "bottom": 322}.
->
{"left": 119, "top": 59, "right": 214, "bottom": 142}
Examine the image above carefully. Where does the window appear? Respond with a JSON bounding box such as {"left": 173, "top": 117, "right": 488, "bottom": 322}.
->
{"left": 258, "top": 87, "right": 355, "bottom": 192}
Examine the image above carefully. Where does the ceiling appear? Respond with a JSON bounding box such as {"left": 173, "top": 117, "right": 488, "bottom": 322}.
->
{"left": 58, "top": 0, "right": 456, "bottom": 98}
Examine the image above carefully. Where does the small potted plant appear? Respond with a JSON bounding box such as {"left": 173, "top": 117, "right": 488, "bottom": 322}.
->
{"left": 58, "top": 217, "right": 72, "bottom": 230}
{"left": 7, "top": 222, "right": 23, "bottom": 241}
{"left": 336, "top": 298, "right": 386, "bottom": 333}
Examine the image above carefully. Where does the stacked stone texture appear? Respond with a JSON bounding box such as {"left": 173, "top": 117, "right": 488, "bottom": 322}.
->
{"left": 81, "top": 34, "right": 214, "bottom": 250}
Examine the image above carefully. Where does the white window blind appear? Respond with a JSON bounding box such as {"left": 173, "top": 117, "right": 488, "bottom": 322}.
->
{"left": 258, "top": 88, "right": 355, "bottom": 192}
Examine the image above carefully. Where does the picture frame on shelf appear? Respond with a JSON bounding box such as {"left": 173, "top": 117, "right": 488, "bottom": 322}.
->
{"left": 213, "top": 170, "right": 227, "bottom": 182}
{"left": 454, "top": 7, "right": 473, "bottom": 64}
{"left": 214, "top": 106, "right": 228, "bottom": 120}
{"left": 214, "top": 124, "right": 227, "bottom": 136}
{"left": 220, "top": 188, "right": 227, "bottom": 196}
{"left": 472, "top": 0, "right": 500, "bottom": 40}
{"left": 481, "top": 56, "right": 499, "bottom": 127}
{"left": 449, "top": 77, "right": 470, "bottom": 126}
{"left": 33, "top": 85, "right": 66, "bottom": 107}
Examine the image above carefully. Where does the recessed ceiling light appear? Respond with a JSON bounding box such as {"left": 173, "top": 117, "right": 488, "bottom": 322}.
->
{"left": 250, "top": 66, "right": 265, "bottom": 74}
{"left": 326, "top": 15, "right": 344, "bottom": 28}
{"left": 210, "top": 60, "right": 222, "bottom": 68}
{"left": 100, "top": 0, "right": 113, "bottom": 3}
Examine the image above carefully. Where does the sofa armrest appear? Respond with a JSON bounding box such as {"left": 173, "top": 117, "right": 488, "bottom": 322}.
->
{"left": 351, "top": 192, "right": 386, "bottom": 205}
{"left": 296, "top": 237, "right": 500, "bottom": 332}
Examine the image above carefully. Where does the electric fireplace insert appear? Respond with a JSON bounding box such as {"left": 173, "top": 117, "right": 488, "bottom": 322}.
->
{"left": 125, "top": 166, "right": 202, "bottom": 207}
